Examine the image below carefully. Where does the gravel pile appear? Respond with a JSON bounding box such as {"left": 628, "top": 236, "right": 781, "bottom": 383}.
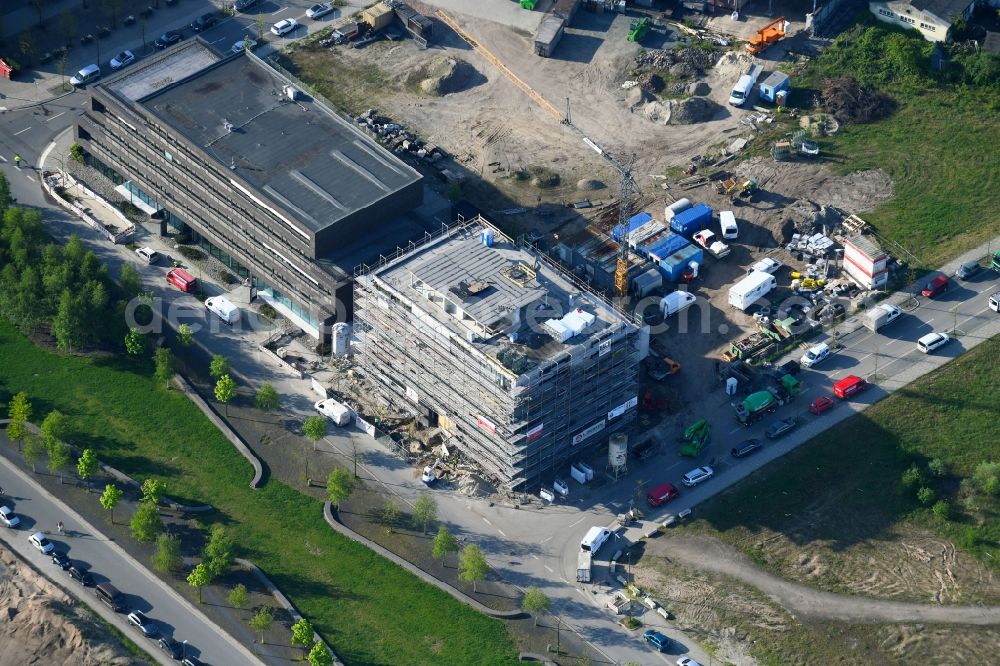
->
{"left": 670, "top": 96, "right": 721, "bottom": 124}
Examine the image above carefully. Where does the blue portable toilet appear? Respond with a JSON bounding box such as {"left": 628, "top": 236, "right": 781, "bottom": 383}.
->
{"left": 759, "top": 71, "right": 790, "bottom": 104}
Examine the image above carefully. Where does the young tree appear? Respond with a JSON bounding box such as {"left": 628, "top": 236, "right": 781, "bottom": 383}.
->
{"left": 53, "top": 289, "right": 85, "bottom": 352}
{"left": 380, "top": 498, "right": 402, "bottom": 531}
{"left": 176, "top": 323, "right": 194, "bottom": 347}
{"left": 291, "top": 618, "right": 315, "bottom": 656}
{"left": 215, "top": 374, "right": 236, "bottom": 415}
{"left": 254, "top": 383, "right": 279, "bottom": 411}
{"left": 100, "top": 483, "right": 123, "bottom": 524}
{"left": 118, "top": 263, "right": 142, "bottom": 298}
{"left": 248, "top": 606, "right": 274, "bottom": 644}
{"left": 47, "top": 441, "right": 71, "bottom": 483}
{"left": 23, "top": 433, "right": 46, "bottom": 472}
{"left": 141, "top": 478, "right": 167, "bottom": 505}
{"left": 6, "top": 391, "right": 32, "bottom": 448}
{"left": 917, "top": 486, "right": 935, "bottom": 505}
{"left": 326, "top": 468, "right": 355, "bottom": 509}
{"left": 432, "top": 526, "right": 459, "bottom": 567}
{"left": 228, "top": 583, "right": 249, "bottom": 610}
{"left": 154, "top": 347, "right": 175, "bottom": 385}
{"left": 124, "top": 328, "right": 145, "bottom": 355}
{"left": 130, "top": 501, "right": 163, "bottom": 543}
{"left": 209, "top": 354, "right": 230, "bottom": 379}
{"left": 203, "top": 525, "right": 235, "bottom": 578}
{"left": 458, "top": 544, "right": 488, "bottom": 592}
{"left": 413, "top": 494, "right": 437, "bottom": 535}
{"left": 522, "top": 586, "right": 550, "bottom": 626}
{"left": 76, "top": 448, "right": 98, "bottom": 481}
{"left": 152, "top": 533, "right": 183, "bottom": 574}
{"left": 187, "top": 562, "right": 212, "bottom": 603}
{"left": 40, "top": 409, "right": 69, "bottom": 447}
{"left": 307, "top": 642, "right": 332, "bottom": 666}
{"left": 303, "top": 415, "right": 327, "bottom": 451}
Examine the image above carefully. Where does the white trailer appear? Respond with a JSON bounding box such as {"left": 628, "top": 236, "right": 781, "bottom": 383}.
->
{"left": 729, "top": 271, "right": 776, "bottom": 310}
{"left": 863, "top": 303, "right": 903, "bottom": 331}
{"left": 576, "top": 551, "right": 592, "bottom": 583}
{"left": 205, "top": 296, "right": 241, "bottom": 325}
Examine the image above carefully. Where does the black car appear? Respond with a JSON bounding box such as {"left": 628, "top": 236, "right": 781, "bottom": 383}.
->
{"left": 67, "top": 564, "right": 94, "bottom": 586}
{"left": 51, "top": 550, "right": 71, "bottom": 569}
{"left": 765, "top": 418, "right": 797, "bottom": 440}
{"left": 731, "top": 438, "right": 763, "bottom": 459}
{"left": 956, "top": 260, "right": 981, "bottom": 280}
{"left": 631, "top": 438, "right": 655, "bottom": 461}
{"left": 159, "top": 636, "right": 184, "bottom": 659}
{"left": 190, "top": 13, "right": 216, "bottom": 32}
{"left": 154, "top": 31, "right": 183, "bottom": 49}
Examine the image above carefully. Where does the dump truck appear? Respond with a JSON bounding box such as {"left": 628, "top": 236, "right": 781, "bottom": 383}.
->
{"left": 577, "top": 550, "right": 592, "bottom": 583}
{"left": 735, "top": 390, "right": 780, "bottom": 425}
{"left": 864, "top": 303, "right": 903, "bottom": 332}
{"left": 991, "top": 250, "right": 1000, "bottom": 272}
{"left": 680, "top": 419, "right": 711, "bottom": 457}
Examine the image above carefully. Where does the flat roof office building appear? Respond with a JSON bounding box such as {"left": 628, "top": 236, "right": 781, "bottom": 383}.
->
{"left": 355, "top": 216, "right": 646, "bottom": 490}
{"left": 74, "top": 40, "right": 424, "bottom": 337}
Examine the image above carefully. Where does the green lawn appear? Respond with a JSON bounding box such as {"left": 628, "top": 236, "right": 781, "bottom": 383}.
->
{"left": 0, "top": 319, "right": 519, "bottom": 666}
{"left": 691, "top": 334, "right": 1000, "bottom": 568}
{"left": 801, "top": 19, "right": 1000, "bottom": 267}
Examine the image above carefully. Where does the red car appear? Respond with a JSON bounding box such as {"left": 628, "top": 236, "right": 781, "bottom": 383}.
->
{"left": 808, "top": 395, "right": 835, "bottom": 415}
{"left": 646, "top": 482, "right": 680, "bottom": 507}
{"left": 921, "top": 274, "right": 948, "bottom": 298}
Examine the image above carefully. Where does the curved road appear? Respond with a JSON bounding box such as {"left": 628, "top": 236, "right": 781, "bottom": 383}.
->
{"left": 649, "top": 535, "right": 1000, "bottom": 625}
{"left": 0, "top": 434, "right": 262, "bottom": 666}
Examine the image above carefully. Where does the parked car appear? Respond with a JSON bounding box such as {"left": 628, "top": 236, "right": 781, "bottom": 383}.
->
{"left": 681, "top": 466, "right": 714, "bottom": 487}
{"left": 154, "top": 31, "right": 183, "bottom": 49}
{"left": 29, "top": 531, "right": 55, "bottom": 554}
{"left": 0, "top": 505, "right": 21, "bottom": 528}
{"left": 190, "top": 13, "right": 217, "bottom": 32}
{"left": 181, "top": 658, "right": 205, "bottom": 666}
{"left": 158, "top": 636, "right": 184, "bottom": 659}
{"left": 808, "top": 395, "right": 835, "bottom": 415}
{"left": 271, "top": 18, "right": 299, "bottom": 36}
{"left": 135, "top": 247, "right": 159, "bottom": 264}
{"left": 917, "top": 331, "right": 950, "bottom": 354}
{"left": 110, "top": 50, "right": 135, "bottom": 70}
{"left": 420, "top": 466, "right": 437, "bottom": 485}
{"left": 921, "top": 274, "right": 949, "bottom": 298}
{"left": 646, "top": 482, "right": 680, "bottom": 507}
{"left": 677, "top": 658, "right": 704, "bottom": 666}
{"left": 231, "top": 37, "right": 258, "bottom": 54}
{"left": 307, "top": 2, "right": 334, "bottom": 19}
{"left": 314, "top": 398, "right": 352, "bottom": 426}
{"left": 956, "top": 260, "right": 981, "bottom": 280}
{"left": 748, "top": 257, "right": 782, "bottom": 275}
{"left": 128, "top": 610, "right": 159, "bottom": 637}
{"left": 800, "top": 342, "right": 830, "bottom": 369}
{"left": 730, "top": 439, "right": 762, "bottom": 459}
{"left": 643, "top": 629, "right": 672, "bottom": 652}
{"left": 70, "top": 64, "right": 102, "bottom": 87}
{"left": 51, "top": 550, "right": 71, "bottom": 569}
{"left": 766, "top": 418, "right": 797, "bottom": 439}
{"left": 67, "top": 564, "right": 95, "bottom": 586}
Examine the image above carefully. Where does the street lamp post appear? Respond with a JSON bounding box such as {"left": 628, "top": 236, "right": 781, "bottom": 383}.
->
{"left": 181, "top": 640, "right": 187, "bottom": 659}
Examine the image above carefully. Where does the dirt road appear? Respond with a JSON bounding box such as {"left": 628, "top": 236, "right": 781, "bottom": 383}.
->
{"left": 647, "top": 535, "right": 1000, "bottom": 625}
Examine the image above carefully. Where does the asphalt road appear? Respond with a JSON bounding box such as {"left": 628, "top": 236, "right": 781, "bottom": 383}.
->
{"left": 0, "top": 435, "right": 261, "bottom": 666}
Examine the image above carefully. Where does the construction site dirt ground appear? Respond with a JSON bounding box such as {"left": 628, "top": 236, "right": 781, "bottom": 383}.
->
{"left": 634, "top": 535, "right": 1000, "bottom": 666}
{"left": 284, "top": 0, "right": 820, "bottom": 213}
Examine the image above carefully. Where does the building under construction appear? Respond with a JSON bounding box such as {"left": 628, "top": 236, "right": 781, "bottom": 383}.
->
{"left": 354, "top": 216, "right": 646, "bottom": 491}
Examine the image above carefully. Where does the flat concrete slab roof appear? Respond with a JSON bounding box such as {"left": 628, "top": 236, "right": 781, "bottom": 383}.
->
{"left": 139, "top": 52, "right": 422, "bottom": 235}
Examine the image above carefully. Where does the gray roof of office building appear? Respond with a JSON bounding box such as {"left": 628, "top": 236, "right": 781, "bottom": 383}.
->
{"left": 140, "top": 53, "right": 421, "bottom": 235}
{"left": 911, "top": 0, "right": 973, "bottom": 20}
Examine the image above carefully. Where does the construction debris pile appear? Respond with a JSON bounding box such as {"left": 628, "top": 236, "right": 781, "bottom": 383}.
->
{"left": 634, "top": 47, "right": 719, "bottom": 78}
{"left": 820, "top": 76, "right": 897, "bottom": 124}
{"left": 355, "top": 108, "right": 447, "bottom": 164}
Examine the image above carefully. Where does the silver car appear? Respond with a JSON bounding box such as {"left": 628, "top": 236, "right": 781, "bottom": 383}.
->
{"left": 681, "top": 466, "right": 714, "bottom": 487}
{"left": 0, "top": 505, "right": 21, "bottom": 528}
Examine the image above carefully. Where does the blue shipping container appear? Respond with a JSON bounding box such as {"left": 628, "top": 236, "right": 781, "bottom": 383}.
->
{"left": 644, "top": 232, "right": 689, "bottom": 263}
{"left": 658, "top": 244, "right": 704, "bottom": 282}
{"left": 669, "top": 203, "right": 712, "bottom": 238}
{"left": 613, "top": 212, "right": 653, "bottom": 242}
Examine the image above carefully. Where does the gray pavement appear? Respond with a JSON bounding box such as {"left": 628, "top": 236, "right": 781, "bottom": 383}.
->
{"left": 0, "top": 432, "right": 262, "bottom": 666}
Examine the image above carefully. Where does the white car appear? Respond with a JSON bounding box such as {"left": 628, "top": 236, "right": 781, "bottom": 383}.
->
{"left": 29, "top": 531, "right": 55, "bottom": 554}
{"left": 421, "top": 466, "right": 437, "bottom": 485}
{"left": 271, "top": 18, "right": 299, "bottom": 36}
{"left": 748, "top": 257, "right": 782, "bottom": 275}
{"left": 681, "top": 466, "right": 714, "bottom": 487}
{"left": 0, "top": 506, "right": 21, "bottom": 528}
{"left": 110, "top": 50, "right": 135, "bottom": 70}
{"left": 231, "top": 37, "right": 259, "bottom": 54}
{"left": 677, "top": 658, "right": 704, "bottom": 666}
{"left": 800, "top": 342, "right": 831, "bottom": 368}
{"left": 135, "top": 247, "right": 159, "bottom": 264}
{"left": 917, "top": 331, "right": 950, "bottom": 354}
{"left": 307, "top": 3, "right": 334, "bottom": 19}
{"left": 127, "top": 610, "right": 159, "bottom": 637}
{"left": 314, "top": 398, "right": 352, "bottom": 426}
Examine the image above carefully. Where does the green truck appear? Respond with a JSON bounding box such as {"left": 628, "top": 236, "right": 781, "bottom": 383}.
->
{"left": 992, "top": 250, "right": 1000, "bottom": 272}
{"left": 735, "top": 390, "right": 780, "bottom": 425}
{"left": 679, "top": 419, "right": 711, "bottom": 457}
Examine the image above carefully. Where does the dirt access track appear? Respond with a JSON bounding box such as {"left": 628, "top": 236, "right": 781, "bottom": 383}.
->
{"left": 646, "top": 535, "right": 1000, "bottom": 625}
{"left": 305, "top": 0, "right": 816, "bottom": 206}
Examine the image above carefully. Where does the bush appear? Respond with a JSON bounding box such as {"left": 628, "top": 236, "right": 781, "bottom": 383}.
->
{"left": 178, "top": 246, "right": 205, "bottom": 261}
{"left": 174, "top": 229, "right": 192, "bottom": 244}
{"left": 972, "top": 462, "right": 1000, "bottom": 496}
{"left": 257, "top": 303, "right": 278, "bottom": 320}
{"left": 928, "top": 458, "right": 947, "bottom": 477}
{"left": 917, "top": 486, "right": 935, "bottom": 505}
{"left": 621, "top": 616, "right": 642, "bottom": 630}
{"left": 218, "top": 269, "right": 238, "bottom": 285}
{"left": 117, "top": 201, "right": 143, "bottom": 219}
{"left": 901, "top": 464, "right": 923, "bottom": 489}
{"left": 69, "top": 143, "right": 85, "bottom": 163}
{"left": 932, "top": 500, "right": 950, "bottom": 520}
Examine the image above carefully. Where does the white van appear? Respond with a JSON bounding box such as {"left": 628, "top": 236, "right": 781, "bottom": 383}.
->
{"left": 659, "top": 291, "right": 697, "bottom": 317}
{"left": 729, "top": 74, "right": 753, "bottom": 106}
{"left": 719, "top": 210, "right": 738, "bottom": 239}
{"left": 70, "top": 64, "right": 101, "bottom": 87}
{"left": 205, "top": 296, "right": 241, "bottom": 325}
{"left": 580, "top": 526, "right": 612, "bottom": 553}
{"left": 800, "top": 342, "right": 830, "bottom": 368}
{"left": 989, "top": 291, "right": 1000, "bottom": 313}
